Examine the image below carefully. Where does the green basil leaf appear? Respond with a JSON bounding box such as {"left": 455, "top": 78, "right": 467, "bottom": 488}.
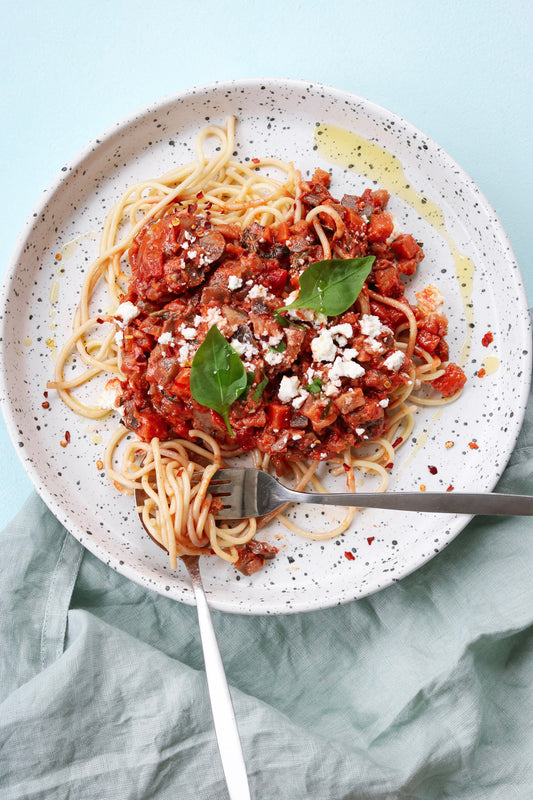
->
{"left": 268, "top": 340, "right": 286, "bottom": 353}
{"left": 245, "top": 371, "right": 256, "bottom": 390}
{"left": 303, "top": 377, "right": 323, "bottom": 394}
{"left": 189, "top": 326, "right": 248, "bottom": 437}
{"left": 278, "top": 256, "right": 375, "bottom": 317}
{"left": 252, "top": 372, "right": 269, "bottom": 402}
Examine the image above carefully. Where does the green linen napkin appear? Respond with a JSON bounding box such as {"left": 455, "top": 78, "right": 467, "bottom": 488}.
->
{"left": 1, "top": 340, "right": 532, "bottom": 799}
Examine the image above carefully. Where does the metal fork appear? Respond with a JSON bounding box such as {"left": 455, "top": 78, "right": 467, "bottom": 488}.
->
{"left": 209, "top": 467, "right": 533, "bottom": 519}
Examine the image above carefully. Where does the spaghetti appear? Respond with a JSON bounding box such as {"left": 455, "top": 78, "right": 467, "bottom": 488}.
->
{"left": 48, "top": 117, "right": 466, "bottom": 574}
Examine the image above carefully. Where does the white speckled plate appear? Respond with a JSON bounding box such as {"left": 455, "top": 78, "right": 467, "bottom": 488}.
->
{"left": 1, "top": 79, "right": 531, "bottom": 614}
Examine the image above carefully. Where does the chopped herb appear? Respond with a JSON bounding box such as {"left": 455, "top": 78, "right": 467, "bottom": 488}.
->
{"left": 320, "top": 398, "right": 333, "bottom": 419}
{"left": 252, "top": 372, "right": 269, "bottom": 402}
{"left": 272, "top": 309, "right": 289, "bottom": 328}
{"left": 272, "top": 308, "right": 305, "bottom": 329}
{"left": 269, "top": 340, "right": 286, "bottom": 353}
{"left": 303, "top": 377, "right": 323, "bottom": 394}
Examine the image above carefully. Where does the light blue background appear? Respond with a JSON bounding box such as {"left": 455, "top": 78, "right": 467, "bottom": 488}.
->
{"left": 1, "top": 0, "right": 532, "bottom": 527}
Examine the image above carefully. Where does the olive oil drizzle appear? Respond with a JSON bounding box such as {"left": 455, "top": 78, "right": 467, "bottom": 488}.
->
{"left": 314, "top": 123, "right": 475, "bottom": 366}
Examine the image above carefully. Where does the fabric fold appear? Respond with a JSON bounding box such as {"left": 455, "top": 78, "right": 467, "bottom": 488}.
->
{"left": 1, "top": 318, "right": 532, "bottom": 798}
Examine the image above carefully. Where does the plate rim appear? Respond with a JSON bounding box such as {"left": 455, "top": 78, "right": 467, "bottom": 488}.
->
{"left": 1, "top": 77, "right": 531, "bottom": 614}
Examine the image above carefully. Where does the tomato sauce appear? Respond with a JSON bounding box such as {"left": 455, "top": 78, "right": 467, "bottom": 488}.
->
{"left": 116, "top": 172, "right": 465, "bottom": 465}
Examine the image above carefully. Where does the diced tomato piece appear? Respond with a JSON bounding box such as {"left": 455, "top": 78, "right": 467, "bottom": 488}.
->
{"left": 416, "top": 329, "right": 441, "bottom": 354}
{"left": 432, "top": 363, "right": 467, "bottom": 397}
{"left": 333, "top": 387, "right": 365, "bottom": 414}
{"left": 391, "top": 234, "right": 423, "bottom": 261}
{"left": 225, "top": 242, "right": 245, "bottom": 258}
{"left": 289, "top": 273, "right": 300, "bottom": 290}
{"left": 373, "top": 257, "right": 394, "bottom": 271}
{"left": 363, "top": 369, "right": 392, "bottom": 391}
{"left": 290, "top": 219, "right": 311, "bottom": 234}
{"left": 370, "top": 298, "right": 411, "bottom": 328}
{"left": 266, "top": 403, "right": 291, "bottom": 430}
{"left": 367, "top": 213, "right": 394, "bottom": 243}
{"left": 215, "top": 223, "right": 241, "bottom": 240}
{"left": 435, "top": 339, "right": 449, "bottom": 361}
{"left": 346, "top": 399, "right": 384, "bottom": 427}
{"left": 133, "top": 409, "right": 169, "bottom": 441}
{"left": 272, "top": 222, "right": 290, "bottom": 243}
{"left": 343, "top": 206, "right": 367, "bottom": 236}
{"left": 361, "top": 188, "right": 390, "bottom": 212}
{"left": 372, "top": 265, "right": 404, "bottom": 297}
{"left": 397, "top": 258, "right": 418, "bottom": 276}
{"left": 261, "top": 269, "right": 288, "bottom": 294}
{"left": 170, "top": 368, "right": 192, "bottom": 400}
{"left": 312, "top": 168, "right": 331, "bottom": 187}
{"left": 420, "top": 312, "right": 448, "bottom": 338}
{"left": 302, "top": 398, "right": 338, "bottom": 433}
{"left": 209, "top": 409, "right": 228, "bottom": 432}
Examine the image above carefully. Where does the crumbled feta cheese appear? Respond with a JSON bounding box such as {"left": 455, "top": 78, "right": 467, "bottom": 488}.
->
{"left": 342, "top": 348, "right": 359, "bottom": 360}
{"left": 205, "top": 307, "right": 226, "bottom": 330}
{"left": 230, "top": 339, "right": 246, "bottom": 356}
{"left": 278, "top": 375, "right": 300, "bottom": 402}
{"left": 158, "top": 332, "right": 174, "bottom": 346}
{"left": 324, "top": 383, "right": 339, "bottom": 397}
{"left": 187, "top": 249, "right": 197, "bottom": 259}
{"left": 267, "top": 332, "right": 283, "bottom": 347}
{"left": 97, "top": 386, "right": 118, "bottom": 411}
{"left": 359, "top": 314, "right": 386, "bottom": 338}
{"left": 264, "top": 350, "right": 285, "bottom": 366}
{"left": 330, "top": 323, "right": 354, "bottom": 349}
{"left": 114, "top": 330, "right": 124, "bottom": 347}
{"left": 114, "top": 301, "right": 139, "bottom": 327}
{"left": 178, "top": 343, "right": 194, "bottom": 364}
{"left": 356, "top": 427, "right": 366, "bottom": 436}
{"left": 291, "top": 394, "right": 307, "bottom": 409}
{"left": 288, "top": 307, "right": 315, "bottom": 322}
{"left": 248, "top": 284, "right": 269, "bottom": 299}
{"left": 379, "top": 398, "right": 390, "bottom": 408}
{"left": 329, "top": 356, "right": 365, "bottom": 385}
{"left": 291, "top": 433, "right": 303, "bottom": 440}
{"left": 228, "top": 275, "right": 243, "bottom": 291}
{"left": 364, "top": 337, "right": 384, "bottom": 354}
{"left": 311, "top": 329, "right": 337, "bottom": 362}
{"left": 181, "top": 326, "right": 197, "bottom": 340}
{"left": 230, "top": 338, "right": 258, "bottom": 360}
{"left": 183, "top": 230, "right": 195, "bottom": 242}
{"left": 313, "top": 312, "right": 328, "bottom": 328}
{"left": 181, "top": 240, "right": 189, "bottom": 250}
{"left": 383, "top": 350, "right": 405, "bottom": 371}
{"left": 330, "top": 323, "right": 353, "bottom": 340}
{"left": 194, "top": 315, "right": 203, "bottom": 327}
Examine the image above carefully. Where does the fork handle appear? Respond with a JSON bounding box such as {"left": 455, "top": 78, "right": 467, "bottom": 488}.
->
{"left": 183, "top": 558, "right": 251, "bottom": 800}
{"left": 282, "top": 489, "right": 533, "bottom": 516}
